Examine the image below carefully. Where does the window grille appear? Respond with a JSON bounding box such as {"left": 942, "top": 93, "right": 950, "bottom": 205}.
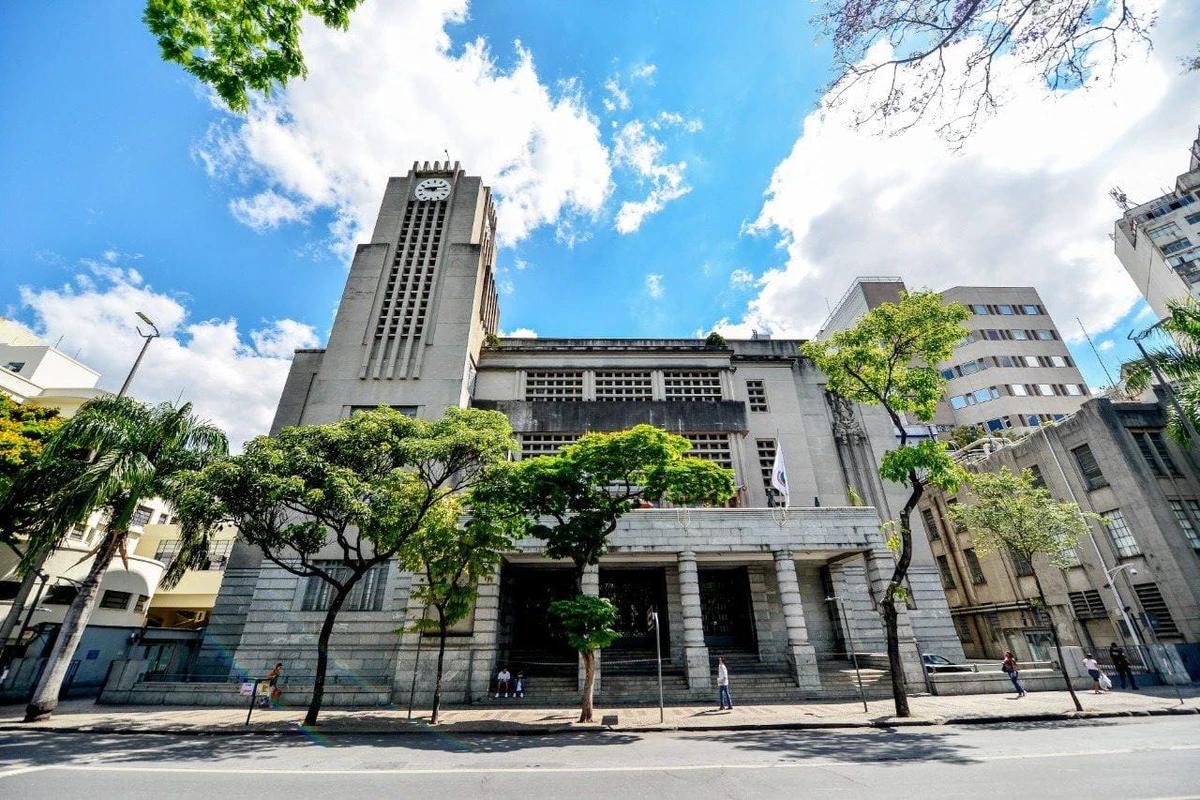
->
{"left": 953, "top": 616, "right": 973, "bottom": 643}
{"left": 1132, "top": 582, "right": 1181, "bottom": 638}
{"left": 1102, "top": 509, "right": 1140, "bottom": 557}
{"left": 936, "top": 555, "right": 956, "bottom": 589}
{"left": 1168, "top": 499, "right": 1200, "bottom": 550}
{"left": 131, "top": 505, "right": 154, "bottom": 527}
{"left": 663, "top": 370, "right": 722, "bottom": 401}
{"left": 1072, "top": 444, "right": 1108, "bottom": 490}
{"left": 519, "top": 432, "right": 580, "bottom": 459}
{"left": 683, "top": 433, "right": 733, "bottom": 470}
{"left": 920, "top": 507, "right": 941, "bottom": 540}
{"left": 755, "top": 438, "right": 781, "bottom": 504}
{"left": 1007, "top": 545, "right": 1035, "bottom": 577}
{"left": 594, "top": 370, "right": 653, "bottom": 401}
{"left": 745, "top": 380, "right": 768, "bottom": 412}
{"left": 963, "top": 548, "right": 987, "bottom": 584}
{"left": 100, "top": 590, "right": 132, "bottom": 610}
{"left": 525, "top": 370, "right": 584, "bottom": 401}
{"left": 301, "top": 562, "right": 389, "bottom": 612}
{"left": 1068, "top": 589, "right": 1107, "bottom": 619}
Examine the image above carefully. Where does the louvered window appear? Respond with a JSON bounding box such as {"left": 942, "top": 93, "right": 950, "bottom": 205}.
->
{"left": 745, "top": 379, "right": 768, "bottom": 411}
{"left": 1133, "top": 582, "right": 1181, "bottom": 638}
{"left": 595, "top": 371, "right": 653, "bottom": 401}
{"left": 663, "top": 370, "right": 722, "bottom": 401}
{"left": 302, "top": 562, "right": 389, "bottom": 612}
{"left": 525, "top": 371, "right": 584, "bottom": 401}
{"left": 683, "top": 433, "right": 732, "bottom": 470}
{"left": 519, "top": 433, "right": 580, "bottom": 459}
{"left": 1068, "top": 589, "right": 1107, "bottom": 619}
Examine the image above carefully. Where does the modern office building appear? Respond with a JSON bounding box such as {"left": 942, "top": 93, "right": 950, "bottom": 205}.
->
{"left": 817, "top": 279, "right": 1091, "bottom": 436}
{"left": 166, "top": 162, "right": 964, "bottom": 708}
{"left": 919, "top": 396, "right": 1200, "bottom": 680}
{"left": 1114, "top": 127, "right": 1200, "bottom": 321}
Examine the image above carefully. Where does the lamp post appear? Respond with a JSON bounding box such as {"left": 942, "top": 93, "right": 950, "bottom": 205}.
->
{"left": 826, "top": 595, "right": 868, "bottom": 713}
{"left": 116, "top": 312, "right": 159, "bottom": 398}
{"left": 1104, "top": 564, "right": 1184, "bottom": 704}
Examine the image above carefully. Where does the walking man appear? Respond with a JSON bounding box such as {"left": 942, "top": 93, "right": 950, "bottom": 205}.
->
{"left": 1109, "top": 643, "right": 1138, "bottom": 690}
{"left": 716, "top": 656, "right": 733, "bottom": 710}
{"left": 1001, "top": 650, "right": 1026, "bottom": 698}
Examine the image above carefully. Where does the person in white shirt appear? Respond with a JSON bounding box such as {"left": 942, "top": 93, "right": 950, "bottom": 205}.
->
{"left": 716, "top": 656, "right": 733, "bottom": 710}
{"left": 496, "top": 667, "right": 511, "bottom": 698}
{"left": 1082, "top": 654, "right": 1104, "bottom": 694}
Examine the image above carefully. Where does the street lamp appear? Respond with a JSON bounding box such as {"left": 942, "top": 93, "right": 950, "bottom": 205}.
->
{"left": 1104, "top": 564, "right": 1184, "bottom": 704}
{"left": 116, "top": 311, "right": 160, "bottom": 398}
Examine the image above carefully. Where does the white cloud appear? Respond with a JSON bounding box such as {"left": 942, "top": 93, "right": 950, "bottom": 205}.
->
{"left": 1097, "top": 339, "right": 1116, "bottom": 352}
{"left": 19, "top": 259, "right": 318, "bottom": 450}
{"left": 644, "top": 272, "right": 664, "bottom": 299}
{"left": 612, "top": 121, "right": 691, "bottom": 234}
{"left": 630, "top": 64, "right": 657, "bottom": 82}
{"left": 501, "top": 327, "right": 538, "bottom": 338}
{"left": 723, "top": 2, "right": 1199, "bottom": 343}
{"left": 603, "top": 77, "right": 631, "bottom": 112}
{"left": 728, "top": 269, "right": 755, "bottom": 289}
{"left": 198, "top": 0, "right": 612, "bottom": 251}
{"left": 652, "top": 111, "right": 702, "bottom": 133}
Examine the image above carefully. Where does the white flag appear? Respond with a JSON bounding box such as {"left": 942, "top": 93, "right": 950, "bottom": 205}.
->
{"left": 771, "top": 444, "right": 790, "bottom": 506}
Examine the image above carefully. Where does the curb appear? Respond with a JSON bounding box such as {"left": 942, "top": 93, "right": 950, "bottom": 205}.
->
{"left": 0, "top": 706, "right": 1194, "bottom": 738}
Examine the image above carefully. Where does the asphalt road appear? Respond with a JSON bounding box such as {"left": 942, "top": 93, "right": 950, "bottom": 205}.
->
{"left": 1, "top": 715, "right": 1197, "bottom": 799}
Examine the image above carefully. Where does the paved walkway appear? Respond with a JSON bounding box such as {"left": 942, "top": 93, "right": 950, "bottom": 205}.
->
{"left": 1, "top": 687, "right": 1197, "bottom": 735}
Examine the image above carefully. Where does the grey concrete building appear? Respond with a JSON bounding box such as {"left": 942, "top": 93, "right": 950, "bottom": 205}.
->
{"left": 168, "top": 163, "right": 965, "bottom": 708}
{"left": 1114, "top": 127, "right": 1200, "bottom": 321}
{"left": 817, "top": 278, "right": 1091, "bottom": 436}
{"left": 919, "top": 396, "right": 1200, "bottom": 680}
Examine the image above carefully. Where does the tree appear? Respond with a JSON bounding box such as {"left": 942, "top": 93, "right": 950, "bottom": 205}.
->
{"left": 0, "top": 396, "right": 63, "bottom": 492}
{"left": 816, "top": 0, "right": 1158, "bottom": 143}
{"left": 1124, "top": 298, "right": 1200, "bottom": 445}
{"left": 22, "top": 397, "right": 227, "bottom": 721}
{"left": 486, "top": 425, "right": 735, "bottom": 722}
{"left": 802, "top": 290, "right": 969, "bottom": 717}
{"left": 946, "top": 467, "right": 1096, "bottom": 711}
{"left": 175, "top": 406, "right": 513, "bottom": 726}
{"left": 397, "top": 494, "right": 514, "bottom": 724}
{"left": 144, "top": 0, "right": 365, "bottom": 113}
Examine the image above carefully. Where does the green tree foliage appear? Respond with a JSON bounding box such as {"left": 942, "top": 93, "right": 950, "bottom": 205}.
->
{"left": 397, "top": 495, "right": 515, "bottom": 724}
{"left": 801, "top": 290, "right": 969, "bottom": 717}
{"left": 176, "top": 406, "right": 514, "bottom": 725}
{"left": 23, "top": 397, "right": 228, "bottom": 722}
{"left": 1124, "top": 298, "right": 1200, "bottom": 445}
{"left": 947, "top": 467, "right": 1097, "bottom": 711}
{"left": 487, "top": 424, "right": 735, "bottom": 722}
{"left": 0, "top": 396, "right": 62, "bottom": 491}
{"left": 704, "top": 331, "right": 728, "bottom": 349}
{"left": 144, "top": 0, "right": 365, "bottom": 112}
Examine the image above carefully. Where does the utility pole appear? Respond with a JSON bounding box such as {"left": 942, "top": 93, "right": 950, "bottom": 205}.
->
{"left": 117, "top": 312, "right": 159, "bottom": 398}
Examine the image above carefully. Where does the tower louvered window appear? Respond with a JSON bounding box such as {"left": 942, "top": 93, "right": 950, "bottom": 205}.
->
{"left": 519, "top": 432, "right": 580, "bottom": 459}
{"left": 664, "top": 370, "right": 723, "bottom": 401}
{"left": 595, "top": 371, "right": 653, "bottom": 401}
{"left": 683, "top": 433, "right": 733, "bottom": 470}
{"left": 525, "top": 371, "right": 584, "bottom": 401}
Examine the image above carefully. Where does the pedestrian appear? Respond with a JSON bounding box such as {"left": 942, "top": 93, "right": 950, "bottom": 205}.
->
{"left": 1082, "top": 653, "right": 1105, "bottom": 694}
{"left": 515, "top": 672, "right": 525, "bottom": 699}
{"left": 1109, "top": 643, "right": 1138, "bottom": 690}
{"left": 1001, "top": 650, "right": 1026, "bottom": 698}
{"left": 716, "top": 656, "right": 733, "bottom": 710}
{"left": 265, "top": 662, "right": 283, "bottom": 704}
{"left": 495, "top": 666, "right": 511, "bottom": 698}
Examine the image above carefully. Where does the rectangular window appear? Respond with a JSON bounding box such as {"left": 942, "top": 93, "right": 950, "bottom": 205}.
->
{"left": 156, "top": 512, "right": 171, "bottom": 525}
{"left": 1011, "top": 329, "right": 1028, "bottom": 340}
{"left": 1133, "top": 431, "right": 1166, "bottom": 477}
{"left": 1132, "top": 582, "right": 1181, "bottom": 638}
{"left": 131, "top": 505, "right": 154, "bottom": 527}
{"left": 1037, "top": 383, "right": 1055, "bottom": 396}
{"left": 997, "top": 304, "right": 1014, "bottom": 315}
{"left": 971, "top": 304, "right": 989, "bottom": 315}
{"left": 1072, "top": 444, "right": 1108, "bottom": 490}
{"left": 1048, "top": 355, "right": 1069, "bottom": 367}
{"left": 1035, "top": 329, "right": 1056, "bottom": 340}
{"left": 1068, "top": 589, "right": 1107, "bottom": 619}
{"left": 983, "top": 613, "right": 1002, "bottom": 641}
{"left": 683, "top": 433, "right": 733, "bottom": 471}
{"left": 921, "top": 507, "right": 941, "bottom": 540}
{"left": 134, "top": 594, "right": 151, "bottom": 613}
{"left": 1162, "top": 238, "right": 1194, "bottom": 255}
{"left": 1021, "top": 355, "right": 1039, "bottom": 367}
{"left": 524, "top": 370, "right": 583, "bottom": 401}
{"left": 1185, "top": 211, "right": 1200, "bottom": 225}
{"left": 594, "top": 370, "right": 653, "bottom": 401}
{"left": 1148, "top": 430, "right": 1182, "bottom": 477}
{"left": 301, "top": 562, "right": 389, "bottom": 612}
{"left": 519, "top": 432, "right": 579, "bottom": 459}
{"left": 986, "top": 329, "right": 1003, "bottom": 340}
{"left": 4, "top": 361, "right": 25, "bottom": 372}
{"left": 100, "top": 590, "right": 133, "bottom": 610}
{"left": 950, "top": 394, "right": 968, "bottom": 410}
{"left": 936, "top": 555, "right": 956, "bottom": 589}
{"left": 1027, "top": 464, "right": 1045, "bottom": 487}
{"left": 996, "top": 355, "right": 1014, "bottom": 367}
{"left": 1168, "top": 499, "right": 1200, "bottom": 550}
{"left": 45, "top": 585, "right": 79, "bottom": 605}
{"left": 1063, "top": 384, "right": 1083, "bottom": 396}
{"left": 1102, "top": 509, "right": 1140, "bottom": 557}
{"left": 953, "top": 616, "right": 974, "bottom": 643}
{"left": 963, "top": 548, "right": 987, "bottom": 584}
{"left": 745, "top": 379, "right": 768, "bottom": 412}
{"left": 1007, "top": 545, "right": 1035, "bottom": 577}
{"left": 756, "top": 439, "right": 782, "bottom": 505}
{"left": 1009, "top": 384, "right": 1029, "bottom": 396}
{"left": 664, "top": 370, "right": 723, "bottom": 401}
{"left": 1021, "top": 305, "right": 1040, "bottom": 314}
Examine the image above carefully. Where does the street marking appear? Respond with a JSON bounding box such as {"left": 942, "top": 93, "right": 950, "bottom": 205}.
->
{"left": 1, "top": 744, "right": 1196, "bottom": 779}
{"left": 0, "top": 766, "right": 48, "bottom": 779}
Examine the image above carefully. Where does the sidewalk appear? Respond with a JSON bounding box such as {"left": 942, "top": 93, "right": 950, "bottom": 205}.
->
{"left": 2, "top": 687, "right": 1197, "bottom": 736}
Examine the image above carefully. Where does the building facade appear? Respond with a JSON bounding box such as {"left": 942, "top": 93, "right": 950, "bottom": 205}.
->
{"left": 919, "top": 397, "right": 1200, "bottom": 679}
{"left": 183, "top": 163, "right": 964, "bottom": 707}
{"left": 1114, "top": 128, "right": 1200, "bottom": 321}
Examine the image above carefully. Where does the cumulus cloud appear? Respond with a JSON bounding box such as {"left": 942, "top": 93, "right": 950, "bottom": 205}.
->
{"left": 19, "top": 259, "right": 318, "bottom": 450}
{"left": 728, "top": 269, "right": 755, "bottom": 289}
{"left": 644, "top": 272, "right": 665, "bottom": 299}
{"left": 501, "top": 327, "right": 539, "bottom": 338}
{"left": 630, "top": 64, "right": 657, "bottom": 82}
{"left": 603, "top": 77, "right": 631, "bottom": 112}
{"left": 720, "top": 1, "right": 1199, "bottom": 343}
{"left": 652, "top": 111, "right": 702, "bottom": 133}
{"left": 612, "top": 121, "right": 691, "bottom": 234}
{"left": 197, "top": 0, "right": 611, "bottom": 251}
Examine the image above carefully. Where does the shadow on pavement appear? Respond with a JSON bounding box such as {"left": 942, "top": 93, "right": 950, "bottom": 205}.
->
{"left": 697, "top": 727, "right": 979, "bottom": 765}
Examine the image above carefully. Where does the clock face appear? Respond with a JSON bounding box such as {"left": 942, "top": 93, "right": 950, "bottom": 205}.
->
{"left": 414, "top": 178, "right": 451, "bottom": 201}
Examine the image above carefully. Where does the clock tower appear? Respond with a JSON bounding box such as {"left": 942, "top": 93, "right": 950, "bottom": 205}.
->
{"left": 270, "top": 161, "right": 500, "bottom": 429}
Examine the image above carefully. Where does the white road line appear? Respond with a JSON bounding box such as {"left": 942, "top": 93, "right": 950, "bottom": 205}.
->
{"left": 0, "top": 766, "right": 48, "bottom": 779}
{"left": 1, "top": 744, "right": 1195, "bottom": 779}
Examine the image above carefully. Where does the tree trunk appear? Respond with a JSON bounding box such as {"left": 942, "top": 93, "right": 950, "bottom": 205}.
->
{"left": 1033, "top": 571, "right": 1083, "bottom": 712}
{"left": 878, "top": 476, "right": 922, "bottom": 718}
{"left": 304, "top": 587, "right": 350, "bottom": 727}
{"left": 24, "top": 533, "right": 120, "bottom": 721}
{"left": 879, "top": 597, "right": 909, "bottom": 717}
{"left": 431, "top": 616, "right": 448, "bottom": 725}
{"left": 579, "top": 648, "right": 596, "bottom": 723}
{"left": 0, "top": 566, "right": 40, "bottom": 657}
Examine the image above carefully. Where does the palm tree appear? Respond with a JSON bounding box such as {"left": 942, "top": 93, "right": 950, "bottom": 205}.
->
{"left": 22, "top": 397, "right": 227, "bottom": 721}
{"left": 1124, "top": 299, "right": 1200, "bottom": 444}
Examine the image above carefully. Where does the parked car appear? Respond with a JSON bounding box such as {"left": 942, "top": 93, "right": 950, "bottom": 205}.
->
{"left": 922, "top": 654, "right": 973, "bottom": 673}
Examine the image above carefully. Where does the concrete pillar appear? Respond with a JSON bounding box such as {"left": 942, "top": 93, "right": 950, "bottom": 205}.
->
{"left": 863, "top": 548, "right": 925, "bottom": 685}
{"left": 468, "top": 573, "right": 501, "bottom": 702}
{"left": 579, "top": 563, "right": 601, "bottom": 692}
{"left": 773, "top": 550, "right": 821, "bottom": 689}
{"left": 677, "top": 551, "right": 711, "bottom": 691}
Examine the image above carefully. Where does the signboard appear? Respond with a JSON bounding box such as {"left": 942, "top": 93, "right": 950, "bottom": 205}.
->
{"left": 240, "top": 682, "right": 255, "bottom": 696}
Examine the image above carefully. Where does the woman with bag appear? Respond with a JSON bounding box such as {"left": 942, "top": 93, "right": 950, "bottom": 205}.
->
{"left": 1002, "top": 651, "right": 1026, "bottom": 698}
{"left": 1082, "top": 653, "right": 1106, "bottom": 694}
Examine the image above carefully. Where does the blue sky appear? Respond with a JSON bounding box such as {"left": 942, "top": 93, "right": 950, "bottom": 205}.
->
{"left": 1, "top": 1, "right": 1197, "bottom": 445}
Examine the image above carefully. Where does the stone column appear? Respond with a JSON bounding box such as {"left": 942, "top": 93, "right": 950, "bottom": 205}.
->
{"left": 579, "top": 563, "right": 601, "bottom": 692}
{"left": 468, "top": 573, "right": 501, "bottom": 702}
{"left": 773, "top": 550, "right": 821, "bottom": 689}
{"left": 863, "top": 548, "right": 925, "bottom": 685}
{"left": 677, "top": 551, "right": 711, "bottom": 692}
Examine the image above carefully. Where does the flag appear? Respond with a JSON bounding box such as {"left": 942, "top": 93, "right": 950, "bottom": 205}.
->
{"left": 771, "top": 444, "right": 790, "bottom": 506}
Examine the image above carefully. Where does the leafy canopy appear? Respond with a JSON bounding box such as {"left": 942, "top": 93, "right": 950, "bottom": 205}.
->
{"left": 1124, "top": 298, "right": 1200, "bottom": 444}
{"left": 548, "top": 595, "right": 621, "bottom": 653}
{"left": 946, "top": 467, "right": 1096, "bottom": 569}
{"left": 0, "top": 396, "right": 63, "bottom": 491}
{"left": 879, "top": 439, "right": 966, "bottom": 491}
{"left": 144, "top": 0, "right": 365, "bottom": 112}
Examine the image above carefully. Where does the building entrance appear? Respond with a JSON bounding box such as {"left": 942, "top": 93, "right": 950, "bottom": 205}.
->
{"left": 497, "top": 564, "right": 577, "bottom": 675}
{"left": 699, "top": 567, "right": 757, "bottom": 652}
{"left": 600, "top": 568, "right": 670, "bottom": 671}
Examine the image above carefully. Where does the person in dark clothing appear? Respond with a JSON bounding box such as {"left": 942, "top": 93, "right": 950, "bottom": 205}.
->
{"left": 1109, "top": 643, "right": 1138, "bottom": 690}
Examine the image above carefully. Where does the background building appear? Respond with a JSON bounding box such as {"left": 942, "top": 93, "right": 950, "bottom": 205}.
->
{"left": 0, "top": 318, "right": 105, "bottom": 415}
{"left": 1114, "top": 128, "right": 1200, "bottom": 320}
